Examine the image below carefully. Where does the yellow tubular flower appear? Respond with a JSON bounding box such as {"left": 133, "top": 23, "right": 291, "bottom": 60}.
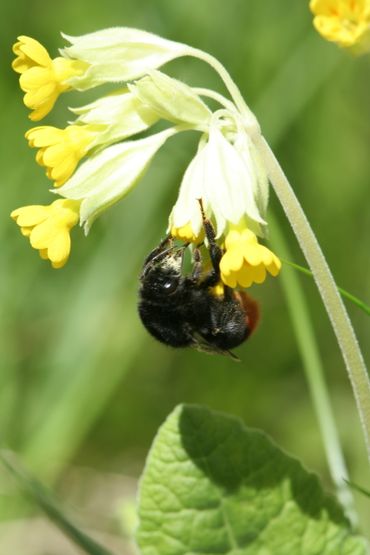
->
{"left": 12, "top": 36, "right": 88, "bottom": 121}
{"left": 26, "top": 125, "right": 98, "bottom": 186}
{"left": 310, "top": 0, "right": 370, "bottom": 52}
{"left": 170, "top": 223, "right": 204, "bottom": 243}
{"left": 11, "top": 199, "right": 80, "bottom": 268}
{"left": 220, "top": 228, "right": 281, "bottom": 288}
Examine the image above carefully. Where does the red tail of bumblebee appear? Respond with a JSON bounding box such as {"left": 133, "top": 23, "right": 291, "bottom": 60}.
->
{"left": 234, "top": 291, "right": 260, "bottom": 337}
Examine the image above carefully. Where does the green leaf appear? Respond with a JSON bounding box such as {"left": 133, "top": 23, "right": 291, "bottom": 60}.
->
{"left": 137, "top": 405, "right": 369, "bottom": 555}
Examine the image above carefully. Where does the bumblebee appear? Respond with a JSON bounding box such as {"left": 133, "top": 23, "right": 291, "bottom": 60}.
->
{"left": 138, "top": 207, "right": 259, "bottom": 359}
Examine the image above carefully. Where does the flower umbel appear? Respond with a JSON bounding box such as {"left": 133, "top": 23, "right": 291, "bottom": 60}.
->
{"left": 26, "top": 125, "right": 98, "bottom": 186}
{"left": 11, "top": 27, "right": 280, "bottom": 290}
{"left": 11, "top": 199, "right": 80, "bottom": 268}
{"left": 220, "top": 228, "right": 281, "bottom": 288}
{"left": 12, "top": 36, "right": 88, "bottom": 121}
{"left": 310, "top": 0, "right": 370, "bottom": 53}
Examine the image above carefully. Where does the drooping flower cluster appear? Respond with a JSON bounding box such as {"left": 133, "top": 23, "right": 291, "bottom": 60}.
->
{"left": 310, "top": 0, "right": 370, "bottom": 53}
{"left": 11, "top": 28, "right": 281, "bottom": 290}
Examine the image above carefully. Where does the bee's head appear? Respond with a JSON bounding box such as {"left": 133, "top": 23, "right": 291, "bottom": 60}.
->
{"left": 139, "top": 244, "right": 186, "bottom": 301}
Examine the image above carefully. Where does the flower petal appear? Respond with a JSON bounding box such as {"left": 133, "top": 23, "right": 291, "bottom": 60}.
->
{"left": 11, "top": 205, "right": 50, "bottom": 227}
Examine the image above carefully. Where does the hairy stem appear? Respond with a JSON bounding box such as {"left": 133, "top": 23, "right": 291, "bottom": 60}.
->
{"left": 186, "top": 48, "right": 259, "bottom": 129}
{"left": 270, "top": 217, "right": 357, "bottom": 526}
{"left": 257, "top": 136, "right": 370, "bottom": 459}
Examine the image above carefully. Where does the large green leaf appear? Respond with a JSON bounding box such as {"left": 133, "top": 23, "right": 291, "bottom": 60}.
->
{"left": 137, "top": 405, "right": 368, "bottom": 555}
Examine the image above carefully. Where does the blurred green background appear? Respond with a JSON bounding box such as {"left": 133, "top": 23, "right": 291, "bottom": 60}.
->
{"left": 1, "top": 0, "right": 370, "bottom": 552}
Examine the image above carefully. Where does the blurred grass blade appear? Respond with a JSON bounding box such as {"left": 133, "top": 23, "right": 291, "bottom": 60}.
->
{"left": 0, "top": 450, "right": 116, "bottom": 555}
{"left": 283, "top": 259, "right": 370, "bottom": 317}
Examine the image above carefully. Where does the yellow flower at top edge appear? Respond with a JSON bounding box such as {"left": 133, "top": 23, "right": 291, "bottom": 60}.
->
{"left": 220, "top": 228, "right": 281, "bottom": 288}
{"left": 11, "top": 199, "right": 81, "bottom": 268}
{"left": 25, "top": 125, "right": 98, "bottom": 186}
{"left": 12, "top": 36, "right": 88, "bottom": 121}
{"left": 310, "top": 0, "right": 370, "bottom": 52}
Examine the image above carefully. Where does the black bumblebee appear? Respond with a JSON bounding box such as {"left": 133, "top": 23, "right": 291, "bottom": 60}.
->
{"left": 138, "top": 206, "right": 259, "bottom": 359}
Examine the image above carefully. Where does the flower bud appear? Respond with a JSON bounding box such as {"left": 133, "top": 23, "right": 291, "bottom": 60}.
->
{"left": 130, "top": 70, "right": 212, "bottom": 126}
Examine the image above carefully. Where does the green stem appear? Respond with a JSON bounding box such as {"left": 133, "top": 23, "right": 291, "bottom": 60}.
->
{"left": 187, "top": 48, "right": 259, "bottom": 129}
{"left": 192, "top": 87, "right": 237, "bottom": 112}
{"left": 270, "top": 217, "right": 357, "bottom": 526}
{"left": 255, "top": 136, "right": 370, "bottom": 460}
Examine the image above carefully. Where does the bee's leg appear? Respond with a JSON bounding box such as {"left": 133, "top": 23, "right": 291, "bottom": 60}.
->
{"left": 198, "top": 199, "right": 223, "bottom": 285}
{"left": 189, "top": 247, "right": 203, "bottom": 282}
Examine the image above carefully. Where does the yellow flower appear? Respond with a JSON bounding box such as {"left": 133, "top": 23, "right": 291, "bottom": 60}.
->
{"left": 25, "top": 125, "right": 98, "bottom": 186}
{"left": 170, "top": 222, "right": 204, "bottom": 243}
{"left": 219, "top": 228, "right": 281, "bottom": 288}
{"left": 310, "top": 0, "right": 370, "bottom": 52}
{"left": 11, "top": 199, "right": 80, "bottom": 268}
{"left": 12, "top": 36, "right": 87, "bottom": 121}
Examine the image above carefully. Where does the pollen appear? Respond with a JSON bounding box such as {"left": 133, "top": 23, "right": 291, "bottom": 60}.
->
{"left": 11, "top": 199, "right": 81, "bottom": 268}
{"left": 25, "top": 124, "right": 97, "bottom": 186}
{"left": 210, "top": 282, "right": 225, "bottom": 297}
{"left": 220, "top": 228, "right": 281, "bottom": 288}
{"left": 12, "top": 36, "right": 88, "bottom": 121}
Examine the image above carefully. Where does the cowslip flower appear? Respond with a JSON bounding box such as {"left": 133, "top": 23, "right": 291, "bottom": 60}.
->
{"left": 169, "top": 122, "right": 267, "bottom": 240}
{"left": 220, "top": 228, "right": 281, "bottom": 288}
{"left": 25, "top": 125, "right": 98, "bottom": 186}
{"left": 168, "top": 119, "right": 281, "bottom": 288}
{"left": 11, "top": 199, "right": 80, "bottom": 268}
{"left": 310, "top": 0, "right": 370, "bottom": 53}
{"left": 12, "top": 36, "right": 88, "bottom": 121}
{"left": 25, "top": 89, "right": 160, "bottom": 187}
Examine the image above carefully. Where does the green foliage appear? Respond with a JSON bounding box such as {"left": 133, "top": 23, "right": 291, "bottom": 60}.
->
{"left": 137, "top": 405, "right": 369, "bottom": 555}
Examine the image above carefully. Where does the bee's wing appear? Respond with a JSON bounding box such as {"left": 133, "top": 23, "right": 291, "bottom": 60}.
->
{"left": 190, "top": 332, "right": 240, "bottom": 362}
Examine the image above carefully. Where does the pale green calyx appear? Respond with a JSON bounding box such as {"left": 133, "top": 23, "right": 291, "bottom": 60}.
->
{"left": 70, "top": 88, "right": 160, "bottom": 145}
{"left": 56, "top": 128, "right": 177, "bottom": 233}
{"left": 129, "top": 70, "right": 212, "bottom": 127}
{"left": 233, "top": 129, "right": 269, "bottom": 233}
{"left": 169, "top": 120, "right": 267, "bottom": 239}
{"left": 60, "top": 28, "right": 189, "bottom": 90}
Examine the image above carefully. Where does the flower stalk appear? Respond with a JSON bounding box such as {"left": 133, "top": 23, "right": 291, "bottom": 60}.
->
{"left": 269, "top": 216, "right": 357, "bottom": 526}
{"left": 256, "top": 135, "right": 370, "bottom": 459}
